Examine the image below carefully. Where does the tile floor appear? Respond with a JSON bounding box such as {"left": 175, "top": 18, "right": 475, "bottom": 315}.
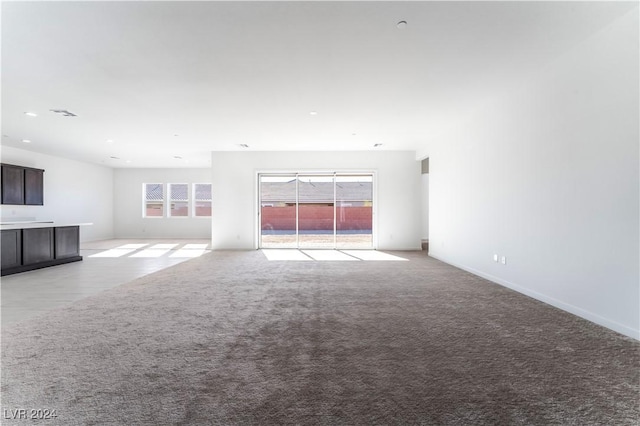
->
{"left": 1, "top": 239, "right": 211, "bottom": 327}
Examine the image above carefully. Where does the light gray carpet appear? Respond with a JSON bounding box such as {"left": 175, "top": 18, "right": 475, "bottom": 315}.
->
{"left": 1, "top": 250, "right": 638, "bottom": 425}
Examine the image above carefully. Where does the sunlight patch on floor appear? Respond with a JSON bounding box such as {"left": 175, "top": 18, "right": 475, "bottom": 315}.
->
{"left": 149, "top": 243, "right": 179, "bottom": 249}
{"left": 88, "top": 242, "right": 210, "bottom": 259}
{"left": 261, "top": 249, "right": 409, "bottom": 262}
{"left": 341, "top": 250, "right": 409, "bottom": 261}
{"left": 89, "top": 248, "right": 138, "bottom": 258}
{"left": 170, "top": 249, "right": 206, "bottom": 258}
{"left": 302, "top": 250, "right": 358, "bottom": 261}
{"left": 117, "top": 244, "right": 149, "bottom": 249}
{"left": 183, "top": 244, "right": 208, "bottom": 249}
{"left": 130, "top": 249, "right": 171, "bottom": 258}
{"left": 261, "top": 249, "right": 312, "bottom": 261}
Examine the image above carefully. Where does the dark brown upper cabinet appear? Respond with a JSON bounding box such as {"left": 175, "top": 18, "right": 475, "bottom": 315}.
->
{"left": 1, "top": 164, "right": 45, "bottom": 205}
{"left": 1, "top": 164, "right": 25, "bottom": 205}
{"left": 24, "top": 167, "right": 44, "bottom": 205}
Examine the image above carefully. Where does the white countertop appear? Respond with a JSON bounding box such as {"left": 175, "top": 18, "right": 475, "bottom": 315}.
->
{"left": 0, "top": 222, "right": 93, "bottom": 230}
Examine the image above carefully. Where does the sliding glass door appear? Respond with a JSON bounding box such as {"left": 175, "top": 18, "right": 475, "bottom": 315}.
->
{"left": 298, "top": 175, "right": 335, "bottom": 248}
{"left": 260, "top": 175, "right": 297, "bottom": 248}
{"left": 259, "top": 173, "right": 373, "bottom": 249}
{"left": 336, "top": 175, "right": 373, "bottom": 249}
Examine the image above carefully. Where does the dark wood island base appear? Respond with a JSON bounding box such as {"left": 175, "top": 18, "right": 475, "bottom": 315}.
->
{"left": 1, "top": 225, "right": 83, "bottom": 276}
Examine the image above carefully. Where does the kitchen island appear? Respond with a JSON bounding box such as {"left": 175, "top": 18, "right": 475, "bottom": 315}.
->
{"left": 1, "top": 222, "right": 92, "bottom": 276}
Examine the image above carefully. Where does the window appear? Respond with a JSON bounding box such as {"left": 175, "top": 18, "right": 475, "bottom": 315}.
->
{"left": 144, "top": 183, "right": 164, "bottom": 217}
{"left": 169, "top": 183, "right": 189, "bottom": 217}
{"left": 143, "top": 182, "right": 212, "bottom": 218}
{"left": 194, "top": 183, "right": 212, "bottom": 217}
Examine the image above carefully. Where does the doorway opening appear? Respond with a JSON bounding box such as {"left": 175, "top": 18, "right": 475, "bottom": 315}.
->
{"left": 258, "top": 173, "right": 374, "bottom": 249}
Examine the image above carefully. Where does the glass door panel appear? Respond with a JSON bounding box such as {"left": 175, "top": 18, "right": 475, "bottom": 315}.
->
{"left": 260, "top": 175, "right": 297, "bottom": 248}
{"left": 297, "top": 175, "right": 335, "bottom": 248}
{"left": 336, "top": 175, "right": 373, "bottom": 249}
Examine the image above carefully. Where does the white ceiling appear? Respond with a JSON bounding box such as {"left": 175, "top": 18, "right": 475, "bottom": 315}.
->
{"left": 1, "top": 1, "right": 635, "bottom": 168}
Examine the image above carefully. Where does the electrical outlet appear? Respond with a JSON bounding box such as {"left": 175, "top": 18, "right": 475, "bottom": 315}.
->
{"left": 493, "top": 254, "right": 498, "bottom": 262}
{"left": 501, "top": 256, "right": 507, "bottom": 265}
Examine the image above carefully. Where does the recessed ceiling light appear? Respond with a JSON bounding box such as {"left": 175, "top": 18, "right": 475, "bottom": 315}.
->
{"left": 21, "top": 139, "right": 32, "bottom": 144}
{"left": 24, "top": 112, "right": 38, "bottom": 117}
{"left": 125, "top": 160, "right": 132, "bottom": 163}
{"left": 106, "top": 139, "right": 114, "bottom": 144}
{"left": 397, "top": 21, "right": 408, "bottom": 29}
{"left": 173, "top": 156, "right": 183, "bottom": 159}
{"left": 309, "top": 111, "right": 318, "bottom": 116}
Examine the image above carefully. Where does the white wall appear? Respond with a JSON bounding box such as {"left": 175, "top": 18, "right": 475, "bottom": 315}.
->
{"left": 0, "top": 146, "right": 114, "bottom": 242}
{"left": 425, "top": 9, "right": 639, "bottom": 338}
{"left": 210, "top": 151, "right": 421, "bottom": 250}
{"left": 113, "top": 168, "right": 211, "bottom": 239}
{"left": 421, "top": 173, "right": 429, "bottom": 241}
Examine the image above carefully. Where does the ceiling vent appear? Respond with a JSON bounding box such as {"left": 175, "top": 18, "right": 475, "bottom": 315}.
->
{"left": 50, "top": 109, "right": 77, "bottom": 117}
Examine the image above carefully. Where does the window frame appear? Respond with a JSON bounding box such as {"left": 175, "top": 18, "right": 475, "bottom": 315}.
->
{"left": 142, "top": 183, "right": 165, "bottom": 218}
{"left": 192, "top": 183, "right": 212, "bottom": 218}
{"left": 168, "top": 183, "right": 190, "bottom": 218}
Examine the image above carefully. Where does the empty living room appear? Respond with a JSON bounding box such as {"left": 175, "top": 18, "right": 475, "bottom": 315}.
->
{"left": 1, "top": 1, "right": 638, "bottom": 425}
